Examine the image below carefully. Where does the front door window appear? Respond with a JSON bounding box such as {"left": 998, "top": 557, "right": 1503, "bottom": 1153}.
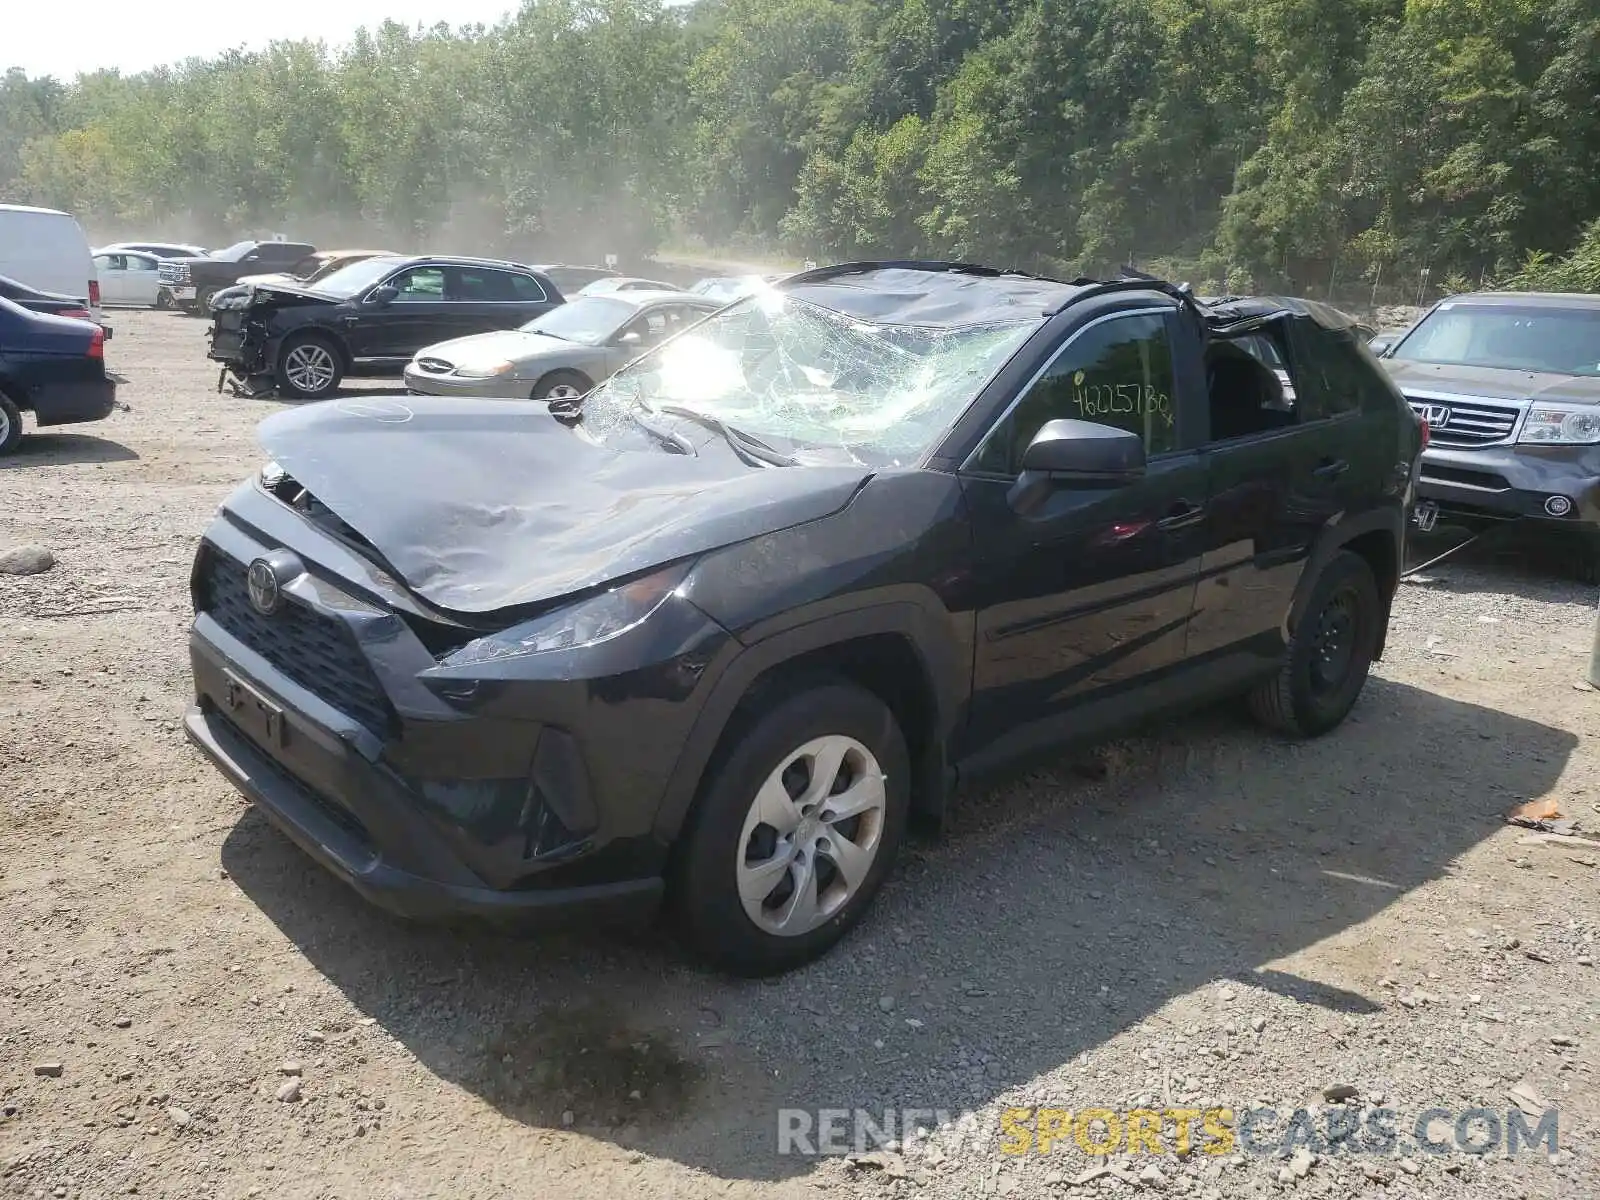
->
{"left": 970, "top": 312, "right": 1178, "bottom": 475}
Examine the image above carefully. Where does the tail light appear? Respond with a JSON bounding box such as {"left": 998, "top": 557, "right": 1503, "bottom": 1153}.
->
{"left": 60, "top": 308, "right": 91, "bottom": 321}
{"left": 87, "top": 327, "right": 105, "bottom": 359}
{"left": 88, "top": 279, "right": 101, "bottom": 308}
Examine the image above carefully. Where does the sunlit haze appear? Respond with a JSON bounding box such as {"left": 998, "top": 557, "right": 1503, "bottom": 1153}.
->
{"left": 5, "top": 1, "right": 521, "bottom": 79}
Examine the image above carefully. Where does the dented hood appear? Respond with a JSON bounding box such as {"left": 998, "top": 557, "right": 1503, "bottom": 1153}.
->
{"left": 239, "top": 282, "right": 343, "bottom": 306}
{"left": 256, "top": 395, "right": 871, "bottom": 615}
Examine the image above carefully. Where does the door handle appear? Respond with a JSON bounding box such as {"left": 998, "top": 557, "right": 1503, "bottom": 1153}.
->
{"left": 1157, "top": 500, "right": 1205, "bottom": 530}
{"left": 1313, "top": 457, "right": 1350, "bottom": 479}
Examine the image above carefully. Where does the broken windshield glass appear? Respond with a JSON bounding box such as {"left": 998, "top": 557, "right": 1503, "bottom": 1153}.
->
{"left": 579, "top": 290, "right": 1041, "bottom": 466}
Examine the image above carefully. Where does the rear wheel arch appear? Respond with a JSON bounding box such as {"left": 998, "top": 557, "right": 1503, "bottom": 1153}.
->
{"left": 653, "top": 606, "right": 962, "bottom": 848}
{"left": 1287, "top": 509, "right": 1402, "bottom": 661}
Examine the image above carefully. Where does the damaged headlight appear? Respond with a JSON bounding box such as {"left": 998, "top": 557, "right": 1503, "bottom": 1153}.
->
{"left": 441, "top": 561, "right": 692, "bottom": 666}
{"left": 259, "top": 460, "right": 287, "bottom": 489}
{"left": 1518, "top": 403, "right": 1600, "bottom": 445}
{"left": 452, "top": 360, "right": 516, "bottom": 379}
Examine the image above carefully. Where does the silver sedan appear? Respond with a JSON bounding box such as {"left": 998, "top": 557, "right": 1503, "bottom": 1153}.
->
{"left": 403, "top": 291, "right": 721, "bottom": 400}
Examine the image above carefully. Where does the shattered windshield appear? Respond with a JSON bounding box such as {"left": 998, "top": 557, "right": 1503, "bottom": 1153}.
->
{"left": 580, "top": 290, "right": 1040, "bottom": 465}
{"left": 1396, "top": 303, "right": 1600, "bottom": 376}
{"left": 519, "top": 296, "right": 635, "bottom": 343}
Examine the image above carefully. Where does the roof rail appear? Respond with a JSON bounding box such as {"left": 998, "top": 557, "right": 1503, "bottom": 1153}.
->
{"left": 779, "top": 259, "right": 1203, "bottom": 317}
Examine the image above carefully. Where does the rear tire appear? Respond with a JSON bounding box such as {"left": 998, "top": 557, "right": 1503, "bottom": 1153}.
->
{"left": 0, "top": 392, "right": 23, "bottom": 455}
{"left": 672, "top": 681, "right": 910, "bottom": 976}
{"left": 531, "top": 369, "right": 592, "bottom": 402}
{"left": 1249, "top": 551, "right": 1381, "bottom": 738}
{"left": 274, "top": 333, "right": 344, "bottom": 400}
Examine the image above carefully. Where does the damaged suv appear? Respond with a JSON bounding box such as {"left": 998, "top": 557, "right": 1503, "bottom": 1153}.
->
{"left": 208, "top": 254, "right": 562, "bottom": 399}
{"left": 185, "top": 262, "right": 1421, "bottom": 975}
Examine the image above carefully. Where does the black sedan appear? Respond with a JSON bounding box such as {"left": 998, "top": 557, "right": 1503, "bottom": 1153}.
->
{"left": 0, "top": 274, "right": 95, "bottom": 322}
{"left": 0, "top": 296, "right": 118, "bottom": 455}
{"left": 207, "top": 255, "right": 564, "bottom": 399}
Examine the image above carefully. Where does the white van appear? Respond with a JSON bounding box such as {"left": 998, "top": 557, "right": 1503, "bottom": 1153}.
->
{"left": 0, "top": 204, "right": 103, "bottom": 325}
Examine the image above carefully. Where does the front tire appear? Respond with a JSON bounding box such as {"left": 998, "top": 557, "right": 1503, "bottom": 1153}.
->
{"left": 275, "top": 334, "right": 344, "bottom": 400}
{"left": 531, "top": 369, "right": 592, "bottom": 402}
{"left": 672, "top": 681, "right": 910, "bottom": 976}
{"left": 1249, "top": 550, "right": 1381, "bottom": 737}
{"left": 0, "top": 391, "right": 23, "bottom": 455}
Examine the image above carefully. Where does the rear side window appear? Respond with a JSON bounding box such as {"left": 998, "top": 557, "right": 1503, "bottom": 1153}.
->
{"left": 510, "top": 273, "right": 549, "bottom": 302}
{"left": 1289, "top": 324, "right": 1387, "bottom": 419}
{"left": 451, "top": 268, "right": 520, "bottom": 302}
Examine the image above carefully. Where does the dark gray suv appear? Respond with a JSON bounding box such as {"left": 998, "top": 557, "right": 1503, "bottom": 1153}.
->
{"left": 1372, "top": 292, "right": 1600, "bottom": 577}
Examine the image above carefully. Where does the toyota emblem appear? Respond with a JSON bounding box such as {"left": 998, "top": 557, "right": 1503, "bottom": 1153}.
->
{"left": 247, "top": 558, "right": 283, "bottom": 615}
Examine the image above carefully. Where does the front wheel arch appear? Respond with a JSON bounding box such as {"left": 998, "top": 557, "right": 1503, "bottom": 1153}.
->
{"left": 651, "top": 602, "right": 962, "bottom": 847}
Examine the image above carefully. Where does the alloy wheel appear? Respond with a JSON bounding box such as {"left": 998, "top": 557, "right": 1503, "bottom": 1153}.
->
{"left": 284, "top": 344, "right": 337, "bottom": 394}
{"left": 544, "top": 383, "right": 583, "bottom": 401}
{"left": 0, "top": 405, "right": 11, "bottom": 447}
{"left": 736, "top": 734, "right": 887, "bottom": 937}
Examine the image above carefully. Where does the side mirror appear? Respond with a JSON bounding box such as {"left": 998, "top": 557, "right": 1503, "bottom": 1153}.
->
{"left": 1368, "top": 335, "right": 1395, "bottom": 357}
{"left": 617, "top": 329, "right": 643, "bottom": 345}
{"left": 366, "top": 285, "right": 399, "bottom": 306}
{"left": 1020, "top": 419, "right": 1146, "bottom": 485}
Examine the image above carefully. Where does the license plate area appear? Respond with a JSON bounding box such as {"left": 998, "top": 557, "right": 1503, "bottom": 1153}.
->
{"left": 222, "top": 668, "right": 287, "bottom": 749}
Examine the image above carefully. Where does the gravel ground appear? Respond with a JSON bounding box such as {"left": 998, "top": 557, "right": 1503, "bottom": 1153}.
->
{"left": 1, "top": 310, "right": 1596, "bottom": 1199}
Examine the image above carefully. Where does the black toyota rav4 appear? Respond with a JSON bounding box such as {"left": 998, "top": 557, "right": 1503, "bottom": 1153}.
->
{"left": 185, "top": 262, "right": 1423, "bottom": 975}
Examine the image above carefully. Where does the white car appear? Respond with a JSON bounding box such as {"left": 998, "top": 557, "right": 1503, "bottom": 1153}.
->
{"left": 578, "top": 275, "right": 685, "bottom": 296}
{"left": 99, "top": 241, "right": 207, "bottom": 260}
{"left": 92, "top": 249, "right": 166, "bottom": 308}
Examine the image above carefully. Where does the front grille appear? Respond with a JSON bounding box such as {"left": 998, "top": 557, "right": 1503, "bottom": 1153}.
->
{"left": 415, "top": 357, "right": 453, "bottom": 374}
{"left": 197, "top": 548, "right": 395, "bottom": 735}
{"left": 158, "top": 263, "right": 190, "bottom": 285}
{"left": 1406, "top": 397, "right": 1521, "bottom": 447}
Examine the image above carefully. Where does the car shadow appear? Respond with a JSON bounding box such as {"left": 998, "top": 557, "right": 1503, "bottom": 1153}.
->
{"left": 2, "top": 432, "right": 140, "bottom": 466}
{"left": 1407, "top": 521, "right": 1593, "bottom": 593}
{"left": 219, "top": 678, "right": 1574, "bottom": 1182}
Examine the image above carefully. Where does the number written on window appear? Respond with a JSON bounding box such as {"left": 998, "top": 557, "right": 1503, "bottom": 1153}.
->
{"left": 972, "top": 312, "right": 1178, "bottom": 475}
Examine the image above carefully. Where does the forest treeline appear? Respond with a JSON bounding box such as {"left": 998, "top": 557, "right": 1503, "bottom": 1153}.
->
{"left": 4, "top": 0, "right": 1600, "bottom": 302}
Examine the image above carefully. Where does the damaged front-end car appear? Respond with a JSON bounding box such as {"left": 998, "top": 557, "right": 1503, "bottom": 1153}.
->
{"left": 208, "top": 282, "right": 343, "bottom": 399}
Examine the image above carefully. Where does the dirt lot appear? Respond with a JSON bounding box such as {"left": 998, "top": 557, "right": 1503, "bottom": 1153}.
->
{"left": 2, "top": 310, "right": 1597, "bottom": 1199}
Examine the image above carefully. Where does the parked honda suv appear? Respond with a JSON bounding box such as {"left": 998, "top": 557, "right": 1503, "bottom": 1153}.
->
{"left": 184, "top": 262, "right": 1422, "bottom": 975}
{"left": 1372, "top": 291, "right": 1600, "bottom": 578}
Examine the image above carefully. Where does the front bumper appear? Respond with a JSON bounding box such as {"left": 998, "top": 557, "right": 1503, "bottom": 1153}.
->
{"left": 184, "top": 486, "right": 735, "bottom": 927}
{"left": 185, "top": 700, "right": 661, "bottom": 926}
{"left": 401, "top": 365, "right": 526, "bottom": 399}
{"left": 1414, "top": 443, "right": 1600, "bottom": 528}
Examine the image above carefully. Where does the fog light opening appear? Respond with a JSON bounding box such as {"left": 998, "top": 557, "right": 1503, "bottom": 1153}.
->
{"left": 1544, "top": 495, "right": 1574, "bottom": 518}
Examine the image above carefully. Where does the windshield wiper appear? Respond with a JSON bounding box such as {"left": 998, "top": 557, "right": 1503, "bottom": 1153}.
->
{"left": 623, "top": 405, "right": 696, "bottom": 455}
{"left": 651, "top": 404, "right": 798, "bottom": 467}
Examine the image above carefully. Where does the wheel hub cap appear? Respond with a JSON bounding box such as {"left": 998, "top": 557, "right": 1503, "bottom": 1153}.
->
{"left": 736, "top": 734, "right": 887, "bottom": 938}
